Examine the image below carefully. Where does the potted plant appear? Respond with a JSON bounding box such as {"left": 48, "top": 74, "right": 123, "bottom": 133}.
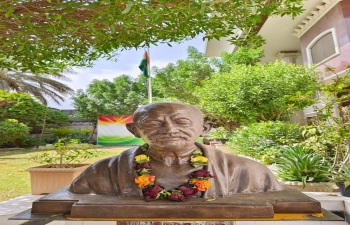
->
{"left": 275, "top": 146, "right": 333, "bottom": 192}
{"left": 26, "top": 138, "right": 98, "bottom": 195}
{"left": 330, "top": 163, "right": 350, "bottom": 196}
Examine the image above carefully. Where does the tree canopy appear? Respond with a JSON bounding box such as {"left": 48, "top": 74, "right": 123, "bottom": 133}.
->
{"left": 71, "top": 74, "right": 157, "bottom": 133}
{"left": 197, "top": 60, "right": 320, "bottom": 126}
{"left": 0, "top": 90, "right": 69, "bottom": 133}
{"left": 152, "top": 46, "right": 214, "bottom": 105}
{"left": 1, "top": 0, "right": 303, "bottom": 73}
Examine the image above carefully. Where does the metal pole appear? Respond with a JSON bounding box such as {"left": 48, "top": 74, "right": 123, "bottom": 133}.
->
{"left": 147, "top": 47, "right": 152, "bottom": 103}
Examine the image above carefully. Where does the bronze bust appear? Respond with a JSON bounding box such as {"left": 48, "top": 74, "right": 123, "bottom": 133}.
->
{"left": 69, "top": 102, "right": 283, "bottom": 199}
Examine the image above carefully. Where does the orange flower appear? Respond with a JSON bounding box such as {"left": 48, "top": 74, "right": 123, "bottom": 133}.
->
{"left": 135, "top": 174, "right": 156, "bottom": 188}
{"left": 190, "top": 179, "right": 211, "bottom": 191}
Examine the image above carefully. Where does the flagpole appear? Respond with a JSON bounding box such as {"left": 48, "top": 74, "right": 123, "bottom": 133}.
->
{"left": 147, "top": 47, "right": 152, "bottom": 103}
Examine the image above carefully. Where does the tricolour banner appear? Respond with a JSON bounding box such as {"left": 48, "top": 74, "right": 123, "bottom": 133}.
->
{"left": 97, "top": 116, "right": 144, "bottom": 146}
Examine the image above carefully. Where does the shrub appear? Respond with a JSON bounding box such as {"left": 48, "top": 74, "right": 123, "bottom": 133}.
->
{"left": 43, "top": 135, "right": 59, "bottom": 144}
{"left": 0, "top": 119, "right": 29, "bottom": 146}
{"left": 229, "top": 121, "right": 302, "bottom": 164}
{"left": 275, "top": 146, "right": 330, "bottom": 188}
{"left": 67, "top": 128, "right": 93, "bottom": 143}
{"left": 29, "top": 138, "right": 98, "bottom": 168}
{"left": 49, "top": 127, "right": 74, "bottom": 138}
{"left": 16, "top": 136, "right": 43, "bottom": 148}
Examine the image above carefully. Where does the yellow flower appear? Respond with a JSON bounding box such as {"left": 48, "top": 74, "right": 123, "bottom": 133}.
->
{"left": 135, "top": 154, "right": 150, "bottom": 163}
{"left": 191, "top": 155, "right": 208, "bottom": 163}
{"left": 135, "top": 174, "right": 156, "bottom": 188}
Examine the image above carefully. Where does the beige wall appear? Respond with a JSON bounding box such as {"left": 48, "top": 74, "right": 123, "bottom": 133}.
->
{"left": 300, "top": 1, "right": 350, "bottom": 77}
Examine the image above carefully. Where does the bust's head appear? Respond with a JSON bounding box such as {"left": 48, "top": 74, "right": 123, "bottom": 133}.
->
{"left": 126, "top": 102, "right": 213, "bottom": 152}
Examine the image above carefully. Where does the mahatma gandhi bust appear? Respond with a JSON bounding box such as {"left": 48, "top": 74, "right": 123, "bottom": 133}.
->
{"left": 69, "top": 102, "right": 283, "bottom": 200}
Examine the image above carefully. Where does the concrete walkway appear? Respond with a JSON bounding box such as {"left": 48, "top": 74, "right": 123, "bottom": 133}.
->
{"left": 0, "top": 194, "right": 43, "bottom": 225}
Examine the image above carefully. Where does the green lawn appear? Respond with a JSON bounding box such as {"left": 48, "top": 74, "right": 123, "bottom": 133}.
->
{"left": 0, "top": 146, "right": 129, "bottom": 202}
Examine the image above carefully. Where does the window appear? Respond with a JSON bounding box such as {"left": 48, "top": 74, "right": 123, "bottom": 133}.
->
{"left": 306, "top": 28, "right": 339, "bottom": 65}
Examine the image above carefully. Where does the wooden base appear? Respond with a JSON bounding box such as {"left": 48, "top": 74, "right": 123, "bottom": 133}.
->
{"left": 28, "top": 186, "right": 324, "bottom": 219}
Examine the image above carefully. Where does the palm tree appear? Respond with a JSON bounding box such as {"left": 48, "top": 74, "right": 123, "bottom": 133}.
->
{"left": 0, "top": 70, "right": 74, "bottom": 105}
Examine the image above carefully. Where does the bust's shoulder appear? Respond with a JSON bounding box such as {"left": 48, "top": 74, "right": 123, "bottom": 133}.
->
{"left": 200, "top": 143, "right": 270, "bottom": 171}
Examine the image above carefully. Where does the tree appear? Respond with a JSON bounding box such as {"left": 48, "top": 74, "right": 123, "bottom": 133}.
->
{"left": 0, "top": 70, "right": 74, "bottom": 105}
{"left": 197, "top": 60, "right": 319, "bottom": 128}
{"left": 1, "top": 1, "right": 304, "bottom": 73}
{"left": 71, "top": 74, "right": 152, "bottom": 137}
{"left": 213, "top": 47, "right": 265, "bottom": 72}
{"left": 152, "top": 46, "right": 214, "bottom": 105}
{"left": 0, "top": 119, "right": 29, "bottom": 146}
{"left": 0, "top": 90, "right": 69, "bottom": 133}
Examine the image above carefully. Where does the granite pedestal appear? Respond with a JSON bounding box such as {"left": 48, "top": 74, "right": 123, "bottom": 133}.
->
{"left": 25, "top": 186, "right": 326, "bottom": 219}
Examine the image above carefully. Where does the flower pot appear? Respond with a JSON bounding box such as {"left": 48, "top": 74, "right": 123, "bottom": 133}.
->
{"left": 336, "top": 182, "right": 350, "bottom": 197}
{"left": 25, "top": 164, "right": 89, "bottom": 195}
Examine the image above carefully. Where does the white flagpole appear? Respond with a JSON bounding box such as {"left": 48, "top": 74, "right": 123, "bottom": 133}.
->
{"left": 147, "top": 47, "right": 152, "bottom": 103}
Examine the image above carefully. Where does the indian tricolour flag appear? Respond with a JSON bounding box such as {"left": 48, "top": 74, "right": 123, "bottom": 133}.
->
{"left": 139, "top": 50, "right": 150, "bottom": 78}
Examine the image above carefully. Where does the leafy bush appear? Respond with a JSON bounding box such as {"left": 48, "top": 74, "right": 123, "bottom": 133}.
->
{"left": 298, "top": 125, "right": 336, "bottom": 160}
{"left": 230, "top": 121, "right": 302, "bottom": 164}
{"left": 29, "top": 138, "right": 98, "bottom": 168}
{"left": 207, "top": 127, "right": 231, "bottom": 140}
{"left": 16, "top": 136, "right": 43, "bottom": 148}
{"left": 49, "top": 127, "right": 74, "bottom": 138}
{"left": 0, "top": 91, "right": 69, "bottom": 134}
{"left": 67, "top": 128, "right": 93, "bottom": 143}
{"left": 0, "top": 119, "right": 29, "bottom": 146}
{"left": 43, "top": 135, "right": 59, "bottom": 144}
{"left": 275, "top": 146, "right": 330, "bottom": 188}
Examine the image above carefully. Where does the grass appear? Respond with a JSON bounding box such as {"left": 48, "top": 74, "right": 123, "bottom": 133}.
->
{"left": 0, "top": 146, "right": 129, "bottom": 202}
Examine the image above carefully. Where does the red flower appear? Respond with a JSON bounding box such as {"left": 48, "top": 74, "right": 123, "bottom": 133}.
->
{"left": 145, "top": 195, "right": 157, "bottom": 202}
{"left": 143, "top": 185, "right": 164, "bottom": 201}
{"left": 190, "top": 169, "right": 214, "bottom": 178}
{"left": 178, "top": 185, "right": 198, "bottom": 197}
{"left": 168, "top": 192, "right": 187, "bottom": 202}
{"left": 136, "top": 163, "right": 151, "bottom": 170}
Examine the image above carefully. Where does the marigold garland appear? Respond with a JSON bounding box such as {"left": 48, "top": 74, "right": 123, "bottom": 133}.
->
{"left": 134, "top": 144, "right": 214, "bottom": 202}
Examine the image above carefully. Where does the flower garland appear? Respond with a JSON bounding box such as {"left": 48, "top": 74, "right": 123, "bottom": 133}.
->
{"left": 134, "top": 144, "right": 214, "bottom": 202}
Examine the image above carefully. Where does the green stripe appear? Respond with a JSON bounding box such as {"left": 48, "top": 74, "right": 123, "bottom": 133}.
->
{"left": 139, "top": 59, "right": 149, "bottom": 78}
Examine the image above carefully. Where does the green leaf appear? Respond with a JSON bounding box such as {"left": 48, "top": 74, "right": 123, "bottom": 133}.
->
{"left": 122, "top": 2, "right": 134, "bottom": 14}
{"left": 63, "top": 8, "right": 77, "bottom": 14}
{"left": 16, "top": 45, "right": 25, "bottom": 52}
{"left": 200, "top": 5, "right": 207, "bottom": 14}
{"left": 85, "top": 2, "right": 101, "bottom": 9}
{"left": 5, "top": 8, "right": 14, "bottom": 18}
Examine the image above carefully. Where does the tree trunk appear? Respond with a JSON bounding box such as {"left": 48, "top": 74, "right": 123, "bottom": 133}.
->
{"left": 89, "top": 122, "right": 97, "bottom": 141}
{"left": 37, "top": 108, "right": 49, "bottom": 149}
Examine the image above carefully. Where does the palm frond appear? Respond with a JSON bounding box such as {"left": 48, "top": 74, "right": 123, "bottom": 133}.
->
{"left": 0, "top": 70, "right": 74, "bottom": 105}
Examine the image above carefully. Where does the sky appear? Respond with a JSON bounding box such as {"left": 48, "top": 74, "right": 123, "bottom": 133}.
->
{"left": 48, "top": 35, "right": 206, "bottom": 109}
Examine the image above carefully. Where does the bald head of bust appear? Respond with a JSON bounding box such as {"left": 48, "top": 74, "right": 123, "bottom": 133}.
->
{"left": 126, "top": 102, "right": 213, "bottom": 153}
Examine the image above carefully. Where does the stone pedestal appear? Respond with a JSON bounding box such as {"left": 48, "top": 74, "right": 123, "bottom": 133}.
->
{"left": 25, "top": 186, "right": 326, "bottom": 219}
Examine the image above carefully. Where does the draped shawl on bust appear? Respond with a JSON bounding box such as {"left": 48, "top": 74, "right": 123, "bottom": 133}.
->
{"left": 69, "top": 143, "right": 283, "bottom": 197}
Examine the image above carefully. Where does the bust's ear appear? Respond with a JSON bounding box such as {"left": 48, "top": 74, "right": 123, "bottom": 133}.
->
{"left": 126, "top": 123, "right": 141, "bottom": 138}
{"left": 200, "top": 121, "right": 213, "bottom": 137}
